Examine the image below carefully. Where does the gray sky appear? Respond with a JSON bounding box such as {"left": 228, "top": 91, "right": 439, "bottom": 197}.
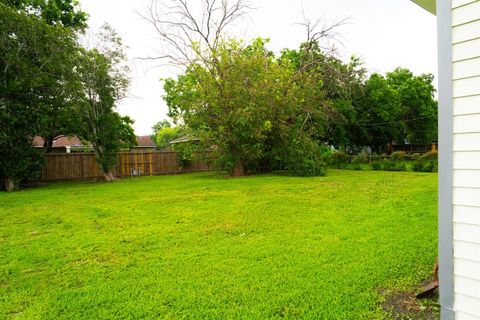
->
{"left": 80, "top": 0, "right": 437, "bottom": 135}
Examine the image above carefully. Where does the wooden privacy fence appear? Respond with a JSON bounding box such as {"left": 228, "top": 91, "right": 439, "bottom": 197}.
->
{"left": 391, "top": 143, "right": 438, "bottom": 153}
{"left": 40, "top": 152, "right": 212, "bottom": 181}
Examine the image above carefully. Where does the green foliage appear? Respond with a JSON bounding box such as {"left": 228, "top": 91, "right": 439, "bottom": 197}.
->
{"left": 371, "top": 162, "right": 382, "bottom": 171}
{"left": 382, "top": 152, "right": 407, "bottom": 171}
{"left": 383, "top": 161, "right": 407, "bottom": 172}
{"left": 152, "top": 122, "right": 184, "bottom": 150}
{"left": 0, "top": 138, "right": 45, "bottom": 190}
{"left": 351, "top": 153, "right": 368, "bottom": 165}
{"left": 328, "top": 151, "right": 348, "bottom": 169}
{"left": 390, "top": 151, "right": 406, "bottom": 161}
{"left": 350, "top": 154, "right": 368, "bottom": 171}
{"left": 0, "top": 171, "right": 438, "bottom": 318}
{"left": 343, "top": 68, "right": 437, "bottom": 152}
{"left": 413, "top": 151, "right": 438, "bottom": 173}
{"left": 350, "top": 73, "right": 404, "bottom": 152}
{"left": 386, "top": 68, "right": 438, "bottom": 144}
{"left": 75, "top": 25, "right": 135, "bottom": 180}
{"left": 171, "top": 141, "right": 201, "bottom": 168}
{"left": 165, "top": 38, "right": 331, "bottom": 176}
{"left": 152, "top": 120, "right": 171, "bottom": 133}
{"left": 0, "top": 3, "right": 78, "bottom": 189}
{"left": 285, "top": 139, "right": 327, "bottom": 177}
{"left": 1, "top": 0, "right": 88, "bottom": 29}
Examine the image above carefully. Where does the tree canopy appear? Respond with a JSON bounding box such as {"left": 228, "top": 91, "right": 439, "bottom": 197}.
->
{"left": 0, "top": 3, "right": 79, "bottom": 190}
{"left": 74, "top": 25, "right": 136, "bottom": 181}
{"left": 1, "top": 3, "right": 135, "bottom": 190}
{"left": 1, "top": 0, "right": 87, "bottom": 29}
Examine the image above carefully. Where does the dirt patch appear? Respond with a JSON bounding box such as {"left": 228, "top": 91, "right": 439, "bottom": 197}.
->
{"left": 379, "top": 284, "right": 440, "bottom": 320}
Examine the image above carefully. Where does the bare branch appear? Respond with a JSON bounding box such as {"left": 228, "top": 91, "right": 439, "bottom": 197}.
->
{"left": 138, "top": 0, "right": 252, "bottom": 68}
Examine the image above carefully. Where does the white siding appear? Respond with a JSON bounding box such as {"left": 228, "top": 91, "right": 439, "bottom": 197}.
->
{"left": 454, "top": 95, "right": 480, "bottom": 115}
{"left": 452, "top": 38, "right": 480, "bottom": 62}
{"left": 453, "top": 58, "right": 480, "bottom": 80}
{"left": 452, "top": 1, "right": 480, "bottom": 317}
{"left": 452, "top": 0, "right": 479, "bottom": 9}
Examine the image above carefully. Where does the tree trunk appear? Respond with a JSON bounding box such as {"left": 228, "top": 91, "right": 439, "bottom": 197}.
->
{"left": 103, "top": 171, "right": 115, "bottom": 182}
{"left": 43, "top": 138, "right": 54, "bottom": 153}
{"left": 230, "top": 160, "right": 245, "bottom": 177}
{"left": 4, "top": 178, "right": 16, "bottom": 192}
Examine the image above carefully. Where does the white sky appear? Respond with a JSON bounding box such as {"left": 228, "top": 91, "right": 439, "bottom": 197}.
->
{"left": 80, "top": 0, "right": 437, "bottom": 135}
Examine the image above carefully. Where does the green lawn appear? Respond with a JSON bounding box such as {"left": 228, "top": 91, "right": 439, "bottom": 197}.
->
{"left": 0, "top": 171, "right": 437, "bottom": 319}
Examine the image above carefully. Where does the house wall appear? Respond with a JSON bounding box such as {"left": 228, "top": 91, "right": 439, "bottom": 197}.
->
{"left": 451, "top": 0, "right": 480, "bottom": 318}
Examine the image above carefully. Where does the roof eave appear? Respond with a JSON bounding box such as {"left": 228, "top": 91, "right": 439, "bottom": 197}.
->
{"left": 411, "top": 0, "right": 436, "bottom": 15}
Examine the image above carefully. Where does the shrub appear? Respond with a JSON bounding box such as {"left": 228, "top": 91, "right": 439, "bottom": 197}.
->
{"left": 350, "top": 154, "right": 368, "bottom": 171}
{"left": 370, "top": 153, "right": 380, "bottom": 162}
{"left": 423, "top": 151, "right": 438, "bottom": 160}
{"left": 351, "top": 154, "right": 368, "bottom": 165}
{"left": 329, "top": 151, "right": 348, "bottom": 169}
{"left": 173, "top": 141, "right": 199, "bottom": 168}
{"left": 390, "top": 151, "right": 406, "bottom": 161}
{"left": 371, "top": 162, "right": 382, "bottom": 171}
{"left": 413, "top": 151, "right": 438, "bottom": 173}
{"left": 383, "top": 160, "right": 406, "bottom": 172}
{"left": 286, "top": 140, "right": 327, "bottom": 177}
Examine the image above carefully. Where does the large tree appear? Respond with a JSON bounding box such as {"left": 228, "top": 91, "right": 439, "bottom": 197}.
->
{"left": 165, "top": 38, "right": 336, "bottom": 176}
{"left": 386, "top": 68, "right": 438, "bottom": 144}
{"left": 0, "top": 3, "right": 79, "bottom": 190}
{"left": 148, "top": 1, "right": 345, "bottom": 176}
{"left": 75, "top": 25, "right": 136, "bottom": 181}
{"left": 350, "top": 73, "right": 404, "bottom": 152}
{"left": 0, "top": 0, "right": 87, "bottom": 29}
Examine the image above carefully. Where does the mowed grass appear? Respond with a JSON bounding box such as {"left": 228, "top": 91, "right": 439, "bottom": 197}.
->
{"left": 0, "top": 171, "right": 437, "bottom": 319}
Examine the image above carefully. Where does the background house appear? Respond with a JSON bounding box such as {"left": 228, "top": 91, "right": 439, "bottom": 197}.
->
{"left": 133, "top": 136, "right": 157, "bottom": 152}
{"left": 33, "top": 136, "right": 89, "bottom": 153}
{"left": 412, "top": 0, "right": 480, "bottom": 319}
{"left": 34, "top": 136, "right": 157, "bottom": 153}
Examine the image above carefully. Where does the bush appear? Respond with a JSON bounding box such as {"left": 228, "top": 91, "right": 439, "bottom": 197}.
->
{"left": 413, "top": 151, "right": 438, "bottom": 172}
{"left": 329, "top": 151, "right": 348, "bottom": 169}
{"left": 352, "top": 164, "right": 362, "bottom": 170}
{"left": 286, "top": 140, "right": 327, "bottom": 177}
{"left": 351, "top": 154, "right": 368, "bottom": 165}
{"left": 371, "top": 162, "right": 382, "bottom": 171}
{"left": 370, "top": 153, "right": 380, "bottom": 162}
{"left": 390, "top": 151, "right": 406, "bottom": 161}
{"left": 172, "top": 141, "right": 199, "bottom": 168}
{"left": 383, "top": 160, "right": 406, "bottom": 172}
{"left": 423, "top": 151, "right": 438, "bottom": 160}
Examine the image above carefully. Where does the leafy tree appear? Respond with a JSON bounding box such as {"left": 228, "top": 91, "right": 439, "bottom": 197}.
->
{"left": 1, "top": 0, "right": 88, "bottom": 153}
{"left": 386, "top": 68, "right": 437, "bottom": 144}
{"left": 350, "top": 73, "right": 404, "bottom": 152}
{"left": 152, "top": 123, "right": 185, "bottom": 150}
{"left": 0, "top": 3, "right": 78, "bottom": 190}
{"left": 75, "top": 25, "right": 136, "bottom": 181}
{"left": 165, "top": 39, "right": 285, "bottom": 175}
{"left": 280, "top": 43, "right": 366, "bottom": 148}
{"left": 345, "top": 68, "right": 437, "bottom": 152}
{"left": 165, "top": 38, "right": 331, "bottom": 176}
{"left": 152, "top": 120, "right": 171, "bottom": 133}
{"left": 0, "top": 0, "right": 88, "bottom": 29}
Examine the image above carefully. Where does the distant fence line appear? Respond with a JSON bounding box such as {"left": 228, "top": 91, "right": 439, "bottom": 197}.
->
{"left": 391, "top": 143, "right": 438, "bottom": 153}
{"left": 40, "top": 152, "right": 213, "bottom": 181}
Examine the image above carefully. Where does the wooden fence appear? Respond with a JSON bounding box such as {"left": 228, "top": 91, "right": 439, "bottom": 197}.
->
{"left": 40, "top": 152, "right": 212, "bottom": 181}
{"left": 391, "top": 143, "right": 438, "bottom": 153}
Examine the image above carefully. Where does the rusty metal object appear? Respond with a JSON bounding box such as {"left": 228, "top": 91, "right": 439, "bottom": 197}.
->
{"left": 416, "top": 259, "right": 439, "bottom": 299}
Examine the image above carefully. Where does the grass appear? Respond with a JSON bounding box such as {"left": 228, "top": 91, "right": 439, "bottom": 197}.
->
{"left": 0, "top": 170, "right": 437, "bottom": 319}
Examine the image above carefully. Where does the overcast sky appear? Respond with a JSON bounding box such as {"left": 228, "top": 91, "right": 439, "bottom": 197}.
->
{"left": 79, "top": 0, "right": 437, "bottom": 135}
